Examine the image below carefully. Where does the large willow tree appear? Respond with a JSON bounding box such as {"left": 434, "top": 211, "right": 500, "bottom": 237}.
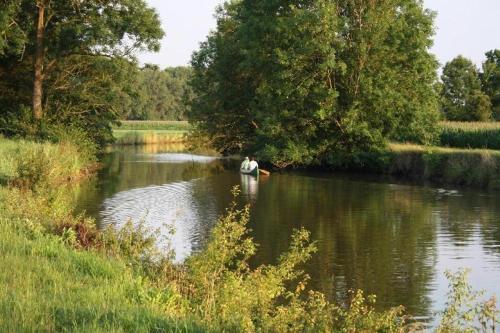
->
{"left": 190, "top": 0, "right": 440, "bottom": 167}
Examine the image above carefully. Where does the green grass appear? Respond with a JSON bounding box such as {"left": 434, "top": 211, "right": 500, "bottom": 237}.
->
{"left": 439, "top": 121, "right": 500, "bottom": 150}
{"left": 387, "top": 143, "right": 500, "bottom": 188}
{"left": 0, "top": 136, "right": 92, "bottom": 186}
{"left": 0, "top": 220, "right": 203, "bottom": 333}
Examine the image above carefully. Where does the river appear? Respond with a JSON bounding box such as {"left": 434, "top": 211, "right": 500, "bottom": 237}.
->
{"left": 75, "top": 144, "right": 500, "bottom": 320}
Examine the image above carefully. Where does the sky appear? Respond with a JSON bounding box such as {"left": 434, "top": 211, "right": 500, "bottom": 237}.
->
{"left": 139, "top": 0, "right": 500, "bottom": 69}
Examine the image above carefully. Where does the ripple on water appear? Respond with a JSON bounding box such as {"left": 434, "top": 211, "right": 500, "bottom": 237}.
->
{"left": 100, "top": 179, "right": 209, "bottom": 262}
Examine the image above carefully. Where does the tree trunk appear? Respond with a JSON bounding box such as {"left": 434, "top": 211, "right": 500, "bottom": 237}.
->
{"left": 33, "top": 1, "right": 45, "bottom": 120}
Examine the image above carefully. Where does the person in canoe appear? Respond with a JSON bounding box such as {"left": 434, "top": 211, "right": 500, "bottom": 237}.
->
{"left": 240, "top": 156, "right": 259, "bottom": 176}
{"left": 240, "top": 156, "right": 250, "bottom": 171}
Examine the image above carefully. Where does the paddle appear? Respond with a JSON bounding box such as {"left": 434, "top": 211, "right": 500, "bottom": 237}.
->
{"left": 259, "top": 169, "right": 270, "bottom": 176}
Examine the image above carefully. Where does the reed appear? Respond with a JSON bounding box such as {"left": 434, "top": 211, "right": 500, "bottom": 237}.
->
{"left": 113, "top": 130, "right": 188, "bottom": 145}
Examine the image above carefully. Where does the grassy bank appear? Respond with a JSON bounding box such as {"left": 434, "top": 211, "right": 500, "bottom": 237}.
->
{"left": 0, "top": 221, "right": 199, "bottom": 332}
{"left": 386, "top": 143, "right": 500, "bottom": 188}
{"left": 1, "top": 137, "right": 498, "bottom": 332}
{"left": 439, "top": 121, "right": 500, "bottom": 150}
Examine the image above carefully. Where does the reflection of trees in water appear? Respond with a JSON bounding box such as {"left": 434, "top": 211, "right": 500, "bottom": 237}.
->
{"left": 248, "top": 175, "right": 438, "bottom": 317}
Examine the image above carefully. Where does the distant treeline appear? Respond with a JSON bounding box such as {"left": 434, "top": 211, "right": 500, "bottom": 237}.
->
{"left": 440, "top": 51, "right": 500, "bottom": 121}
{"left": 121, "top": 65, "right": 194, "bottom": 121}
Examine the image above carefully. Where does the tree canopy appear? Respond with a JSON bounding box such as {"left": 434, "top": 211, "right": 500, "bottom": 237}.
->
{"left": 122, "top": 66, "right": 194, "bottom": 121}
{"left": 441, "top": 55, "right": 492, "bottom": 121}
{"left": 482, "top": 49, "right": 500, "bottom": 120}
{"left": 189, "top": 0, "right": 440, "bottom": 167}
{"left": 0, "top": 0, "right": 164, "bottom": 144}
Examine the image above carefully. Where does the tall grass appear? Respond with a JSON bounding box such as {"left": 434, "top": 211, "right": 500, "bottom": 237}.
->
{"left": 113, "top": 129, "right": 187, "bottom": 145}
{"left": 388, "top": 143, "right": 500, "bottom": 188}
{"left": 439, "top": 121, "right": 500, "bottom": 150}
{"left": 0, "top": 136, "right": 94, "bottom": 187}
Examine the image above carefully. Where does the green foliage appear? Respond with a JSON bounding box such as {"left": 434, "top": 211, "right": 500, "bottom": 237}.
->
{"left": 482, "top": 50, "right": 500, "bottom": 120}
{"left": 441, "top": 56, "right": 492, "bottom": 121}
{"left": 123, "top": 66, "right": 195, "bottom": 121}
{"left": 189, "top": 0, "right": 440, "bottom": 167}
{"left": 439, "top": 121, "right": 500, "bottom": 150}
{"left": 0, "top": 0, "right": 164, "bottom": 145}
{"left": 437, "top": 269, "right": 499, "bottom": 333}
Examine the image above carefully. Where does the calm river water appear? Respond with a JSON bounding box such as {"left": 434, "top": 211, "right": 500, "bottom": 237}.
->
{"left": 75, "top": 145, "right": 500, "bottom": 319}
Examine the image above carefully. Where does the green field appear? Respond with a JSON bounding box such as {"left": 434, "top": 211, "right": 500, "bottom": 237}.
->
{"left": 439, "top": 121, "right": 500, "bottom": 150}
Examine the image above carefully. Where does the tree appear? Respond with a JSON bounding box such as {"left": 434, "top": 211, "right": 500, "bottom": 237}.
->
{"left": 441, "top": 56, "right": 492, "bottom": 121}
{"left": 189, "top": 0, "right": 440, "bottom": 167}
{"left": 481, "top": 49, "right": 500, "bottom": 120}
{"left": 0, "top": 0, "right": 164, "bottom": 142}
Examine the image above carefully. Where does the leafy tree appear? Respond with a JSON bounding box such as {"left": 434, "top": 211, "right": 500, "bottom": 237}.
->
{"left": 481, "top": 49, "right": 500, "bottom": 120}
{"left": 441, "top": 56, "right": 492, "bottom": 121}
{"left": 0, "top": 0, "right": 163, "bottom": 143}
{"left": 189, "top": 0, "right": 440, "bottom": 167}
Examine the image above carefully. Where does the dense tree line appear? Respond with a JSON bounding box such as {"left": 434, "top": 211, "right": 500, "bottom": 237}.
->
{"left": 122, "top": 65, "right": 194, "bottom": 121}
{"left": 189, "top": 0, "right": 441, "bottom": 167}
{"left": 0, "top": 0, "right": 163, "bottom": 144}
{"left": 441, "top": 50, "right": 500, "bottom": 121}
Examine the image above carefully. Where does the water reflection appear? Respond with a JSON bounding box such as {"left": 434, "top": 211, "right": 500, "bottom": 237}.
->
{"left": 75, "top": 145, "right": 500, "bottom": 319}
{"left": 240, "top": 174, "right": 259, "bottom": 202}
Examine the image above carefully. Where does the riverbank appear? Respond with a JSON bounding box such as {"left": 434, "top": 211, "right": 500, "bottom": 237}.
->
{"left": 386, "top": 143, "right": 500, "bottom": 189}
{"left": 0, "top": 137, "right": 409, "bottom": 331}
{"left": 1, "top": 136, "right": 498, "bottom": 331}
